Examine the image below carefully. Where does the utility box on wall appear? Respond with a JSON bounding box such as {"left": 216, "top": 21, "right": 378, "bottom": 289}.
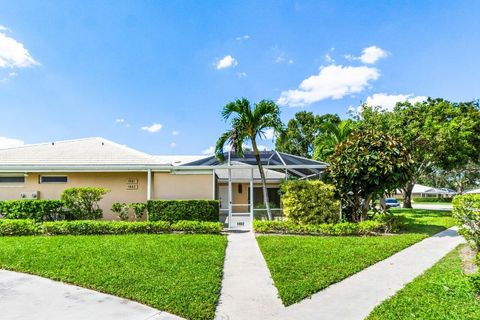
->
{"left": 20, "top": 191, "right": 39, "bottom": 199}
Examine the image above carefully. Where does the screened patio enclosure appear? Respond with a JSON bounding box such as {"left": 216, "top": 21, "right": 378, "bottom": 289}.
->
{"left": 182, "top": 151, "right": 328, "bottom": 230}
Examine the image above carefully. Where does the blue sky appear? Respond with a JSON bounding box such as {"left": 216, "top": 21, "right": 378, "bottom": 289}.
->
{"left": 0, "top": 1, "right": 479, "bottom": 155}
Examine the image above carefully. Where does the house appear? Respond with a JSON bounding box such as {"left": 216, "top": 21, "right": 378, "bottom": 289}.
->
{"left": 465, "top": 188, "right": 480, "bottom": 194}
{"left": 0, "top": 137, "right": 327, "bottom": 228}
{"left": 411, "top": 184, "right": 456, "bottom": 198}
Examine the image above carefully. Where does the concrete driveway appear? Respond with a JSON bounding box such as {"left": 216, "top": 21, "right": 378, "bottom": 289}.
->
{"left": 411, "top": 203, "right": 452, "bottom": 211}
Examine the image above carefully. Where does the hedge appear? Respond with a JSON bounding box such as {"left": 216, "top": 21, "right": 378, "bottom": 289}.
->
{"left": 0, "top": 200, "right": 65, "bottom": 221}
{"left": 453, "top": 194, "right": 480, "bottom": 249}
{"left": 253, "top": 220, "right": 387, "bottom": 236}
{"left": 413, "top": 197, "right": 453, "bottom": 203}
{"left": 0, "top": 219, "right": 224, "bottom": 236}
{"left": 147, "top": 200, "right": 219, "bottom": 222}
{"left": 0, "top": 219, "right": 39, "bottom": 236}
{"left": 280, "top": 180, "right": 340, "bottom": 224}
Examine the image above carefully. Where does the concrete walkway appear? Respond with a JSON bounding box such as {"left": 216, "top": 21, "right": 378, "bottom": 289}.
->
{"left": 0, "top": 270, "right": 183, "bottom": 320}
{"left": 215, "top": 231, "right": 284, "bottom": 320}
{"left": 216, "top": 227, "right": 465, "bottom": 320}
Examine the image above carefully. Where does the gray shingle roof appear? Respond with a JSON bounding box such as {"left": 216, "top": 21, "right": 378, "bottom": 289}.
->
{"left": 0, "top": 137, "right": 163, "bottom": 167}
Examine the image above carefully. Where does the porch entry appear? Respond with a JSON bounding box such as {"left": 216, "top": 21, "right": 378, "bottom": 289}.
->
{"left": 218, "top": 183, "right": 281, "bottom": 230}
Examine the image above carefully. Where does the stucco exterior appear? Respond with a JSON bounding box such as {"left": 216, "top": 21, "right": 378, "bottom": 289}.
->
{"left": 0, "top": 172, "right": 149, "bottom": 220}
{"left": 152, "top": 172, "right": 214, "bottom": 200}
{"left": 0, "top": 171, "right": 214, "bottom": 220}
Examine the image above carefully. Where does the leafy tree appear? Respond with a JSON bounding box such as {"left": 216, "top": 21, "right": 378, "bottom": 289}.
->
{"left": 418, "top": 163, "right": 480, "bottom": 193}
{"left": 328, "top": 129, "right": 414, "bottom": 222}
{"left": 215, "top": 98, "right": 283, "bottom": 220}
{"left": 276, "top": 111, "right": 340, "bottom": 158}
{"left": 61, "top": 187, "right": 110, "bottom": 220}
{"left": 359, "top": 98, "right": 480, "bottom": 207}
{"left": 313, "top": 119, "right": 354, "bottom": 160}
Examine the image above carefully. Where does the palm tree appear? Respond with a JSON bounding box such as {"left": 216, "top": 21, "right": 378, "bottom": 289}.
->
{"left": 313, "top": 120, "right": 354, "bottom": 160}
{"left": 215, "top": 98, "right": 283, "bottom": 220}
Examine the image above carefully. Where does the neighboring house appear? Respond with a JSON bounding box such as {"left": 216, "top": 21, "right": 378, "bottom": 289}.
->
{"left": 412, "top": 184, "right": 456, "bottom": 198}
{"left": 465, "top": 188, "right": 480, "bottom": 194}
{"left": 0, "top": 137, "right": 326, "bottom": 228}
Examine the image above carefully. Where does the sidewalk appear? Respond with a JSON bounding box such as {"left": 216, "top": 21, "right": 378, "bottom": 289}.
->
{"left": 0, "top": 270, "right": 183, "bottom": 320}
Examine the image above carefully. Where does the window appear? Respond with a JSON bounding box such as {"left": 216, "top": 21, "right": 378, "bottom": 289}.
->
{"left": 0, "top": 176, "right": 25, "bottom": 184}
{"left": 252, "top": 187, "right": 281, "bottom": 208}
{"left": 39, "top": 175, "right": 68, "bottom": 183}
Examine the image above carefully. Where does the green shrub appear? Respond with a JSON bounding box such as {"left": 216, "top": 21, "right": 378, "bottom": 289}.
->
{"left": 171, "top": 220, "right": 224, "bottom": 234}
{"left": 253, "top": 219, "right": 386, "bottom": 236}
{"left": 147, "top": 200, "right": 219, "bottom": 222}
{"left": 452, "top": 194, "right": 480, "bottom": 249}
{"left": 0, "top": 200, "right": 65, "bottom": 221}
{"left": 469, "top": 272, "right": 480, "bottom": 293}
{"left": 111, "top": 202, "right": 130, "bottom": 221}
{"left": 61, "top": 187, "right": 109, "bottom": 220}
{"left": 373, "top": 213, "right": 407, "bottom": 233}
{"left": 413, "top": 197, "right": 453, "bottom": 203}
{"left": 0, "top": 219, "right": 39, "bottom": 236}
{"left": 280, "top": 180, "right": 340, "bottom": 224}
{"left": 41, "top": 220, "right": 172, "bottom": 235}
{"left": 130, "top": 203, "right": 147, "bottom": 221}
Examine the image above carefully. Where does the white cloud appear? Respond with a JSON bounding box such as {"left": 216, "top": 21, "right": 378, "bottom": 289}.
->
{"left": 359, "top": 46, "right": 389, "bottom": 64}
{"left": 237, "top": 71, "right": 247, "bottom": 78}
{"left": 0, "top": 136, "right": 24, "bottom": 149}
{"left": 202, "top": 146, "right": 215, "bottom": 155}
{"left": 324, "top": 53, "right": 335, "bottom": 64}
{"left": 115, "top": 118, "right": 125, "bottom": 123}
{"left": 170, "top": 142, "right": 176, "bottom": 148}
{"left": 0, "top": 27, "right": 38, "bottom": 68}
{"left": 263, "top": 128, "right": 275, "bottom": 140}
{"left": 171, "top": 130, "right": 179, "bottom": 136}
{"left": 0, "top": 71, "right": 18, "bottom": 83}
{"left": 277, "top": 64, "right": 380, "bottom": 107}
{"left": 344, "top": 46, "right": 389, "bottom": 64}
{"left": 216, "top": 55, "right": 238, "bottom": 70}
{"left": 365, "top": 93, "right": 427, "bottom": 111}
{"left": 140, "top": 123, "right": 162, "bottom": 133}
{"left": 236, "top": 35, "right": 250, "bottom": 41}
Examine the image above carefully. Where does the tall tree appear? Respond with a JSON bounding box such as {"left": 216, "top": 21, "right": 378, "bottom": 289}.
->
{"left": 359, "top": 98, "right": 480, "bottom": 207}
{"left": 313, "top": 119, "right": 354, "bottom": 160}
{"left": 276, "top": 111, "right": 340, "bottom": 158}
{"left": 215, "top": 98, "right": 283, "bottom": 220}
{"left": 328, "top": 129, "right": 414, "bottom": 221}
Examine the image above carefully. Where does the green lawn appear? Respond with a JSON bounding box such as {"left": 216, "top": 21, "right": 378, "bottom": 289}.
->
{"left": 367, "top": 245, "right": 480, "bottom": 320}
{"left": 0, "top": 234, "right": 227, "bottom": 320}
{"left": 256, "top": 209, "right": 456, "bottom": 305}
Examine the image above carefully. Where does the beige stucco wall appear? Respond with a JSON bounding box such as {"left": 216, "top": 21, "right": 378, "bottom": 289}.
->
{"left": 0, "top": 172, "right": 148, "bottom": 220}
{"left": 152, "top": 172, "right": 214, "bottom": 200}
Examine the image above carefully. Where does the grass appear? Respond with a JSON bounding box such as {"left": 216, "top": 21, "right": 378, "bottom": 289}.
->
{"left": 256, "top": 209, "right": 456, "bottom": 305}
{"left": 367, "top": 245, "right": 480, "bottom": 320}
{"left": 0, "top": 234, "right": 227, "bottom": 320}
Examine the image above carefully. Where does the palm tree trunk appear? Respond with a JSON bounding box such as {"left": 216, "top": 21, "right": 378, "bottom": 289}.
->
{"left": 252, "top": 139, "right": 272, "bottom": 220}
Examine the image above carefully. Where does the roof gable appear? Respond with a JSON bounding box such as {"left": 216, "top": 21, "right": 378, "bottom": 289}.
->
{"left": 0, "top": 137, "right": 161, "bottom": 166}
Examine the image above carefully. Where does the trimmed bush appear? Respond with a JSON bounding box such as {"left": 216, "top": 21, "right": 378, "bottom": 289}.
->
{"left": 253, "top": 219, "right": 385, "bottom": 236}
{"left": 41, "top": 220, "right": 171, "bottom": 235}
{"left": 469, "top": 272, "right": 480, "bottom": 294}
{"left": 0, "top": 200, "right": 65, "bottom": 221}
{"left": 171, "top": 220, "right": 224, "bottom": 234}
{"left": 111, "top": 202, "right": 130, "bottom": 221}
{"left": 452, "top": 194, "right": 480, "bottom": 249}
{"left": 280, "top": 180, "right": 340, "bottom": 224}
{"left": 147, "top": 200, "right": 219, "bottom": 222}
{"left": 61, "top": 187, "right": 110, "bottom": 220}
{"left": 130, "top": 203, "right": 147, "bottom": 221}
{"left": 373, "top": 213, "right": 407, "bottom": 233}
{"left": 0, "top": 219, "right": 39, "bottom": 236}
{"left": 0, "top": 219, "right": 223, "bottom": 236}
{"left": 413, "top": 197, "right": 453, "bottom": 203}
